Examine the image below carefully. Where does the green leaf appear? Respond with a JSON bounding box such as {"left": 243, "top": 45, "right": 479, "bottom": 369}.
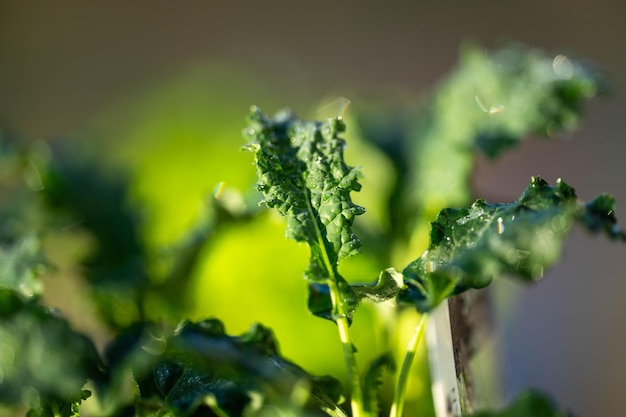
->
{"left": 406, "top": 45, "right": 606, "bottom": 239}
{"left": 306, "top": 267, "right": 401, "bottom": 321}
{"left": 245, "top": 107, "right": 365, "bottom": 320}
{"left": 0, "top": 235, "right": 47, "bottom": 298}
{"left": 151, "top": 189, "right": 262, "bottom": 319}
{"left": 0, "top": 289, "right": 103, "bottom": 416}
{"left": 470, "top": 390, "right": 574, "bottom": 417}
{"left": 362, "top": 352, "right": 395, "bottom": 415}
{"left": 352, "top": 267, "right": 403, "bottom": 304}
{"left": 399, "top": 177, "right": 625, "bottom": 313}
{"left": 43, "top": 151, "right": 149, "bottom": 328}
{"left": 28, "top": 390, "right": 92, "bottom": 417}
{"left": 133, "top": 318, "right": 347, "bottom": 417}
{"left": 581, "top": 193, "right": 625, "bottom": 239}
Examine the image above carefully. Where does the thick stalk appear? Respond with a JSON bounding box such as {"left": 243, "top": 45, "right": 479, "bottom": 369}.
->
{"left": 327, "top": 279, "right": 365, "bottom": 417}
{"left": 389, "top": 314, "right": 428, "bottom": 417}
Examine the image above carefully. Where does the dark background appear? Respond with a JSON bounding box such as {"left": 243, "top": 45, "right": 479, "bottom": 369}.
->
{"left": 1, "top": 1, "right": 625, "bottom": 416}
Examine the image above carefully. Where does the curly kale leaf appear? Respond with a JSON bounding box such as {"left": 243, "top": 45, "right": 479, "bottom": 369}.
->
{"left": 0, "top": 289, "right": 104, "bottom": 417}
{"left": 245, "top": 107, "right": 366, "bottom": 320}
{"left": 399, "top": 177, "right": 625, "bottom": 312}
{"left": 133, "top": 318, "right": 347, "bottom": 417}
{"left": 405, "top": 45, "right": 606, "bottom": 237}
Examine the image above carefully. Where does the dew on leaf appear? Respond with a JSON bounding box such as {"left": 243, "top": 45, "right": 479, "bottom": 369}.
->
{"left": 213, "top": 181, "right": 225, "bottom": 199}
{"left": 497, "top": 217, "right": 505, "bottom": 234}
{"left": 553, "top": 54, "right": 574, "bottom": 79}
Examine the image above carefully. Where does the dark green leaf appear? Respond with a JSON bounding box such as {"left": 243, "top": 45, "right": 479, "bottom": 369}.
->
{"left": 399, "top": 177, "right": 625, "bottom": 313}
{"left": 470, "top": 390, "right": 574, "bottom": 417}
{"left": 101, "top": 322, "right": 166, "bottom": 410}
{"left": 0, "top": 289, "right": 103, "bottom": 416}
{"left": 29, "top": 390, "right": 92, "bottom": 417}
{"left": 245, "top": 107, "right": 365, "bottom": 321}
{"left": 133, "top": 318, "right": 347, "bottom": 417}
{"left": 362, "top": 352, "right": 395, "bottom": 415}
{"left": 43, "top": 151, "right": 149, "bottom": 328}
{"left": 581, "top": 193, "right": 626, "bottom": 240}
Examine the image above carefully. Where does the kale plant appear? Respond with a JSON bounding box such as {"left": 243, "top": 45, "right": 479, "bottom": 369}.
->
{"left": 0, "top": 45, "right": 622, "bottom": 417}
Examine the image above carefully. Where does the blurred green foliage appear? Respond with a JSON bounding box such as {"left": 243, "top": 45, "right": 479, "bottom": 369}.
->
{"left": 0, "top": 45, "right": 611, "bottom": 416}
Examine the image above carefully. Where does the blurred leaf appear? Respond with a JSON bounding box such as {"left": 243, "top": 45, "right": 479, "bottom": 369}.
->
{"left": 27, "top": 390, "right": 92, "bottom": 417}
{"left": 404, "top": 45, "right": 606, "bottom": 246}
{"left": 467, "top": 46, "right": 605, "bottom": 158}
{"left": 399, "top": 177, "right": 625, "bottom": 313}
{"left": 245, "top": 107, "right": 365, "bottom": 321}
{"left": 133, "top": 318, "right": 347, "bottom": 416}
{"left": 0, "top": 289, "right": 103, "bottom": 416}
{"left": 362, "top": 352, "right": 395, "bottom": 415}
{"left": 0, "top": 235, "right": 47, "bottom": 298}
{"left": 582, "top": 193, "right": 624, "bottom": 237}
{"left": 43, "top": 150, "right": 149, "bottom": 328}
{"left": 151, "top": 189, "right": 261, "bottom": 318}
{"left": 470, "top": 390, "right": 574, "bottom": 417}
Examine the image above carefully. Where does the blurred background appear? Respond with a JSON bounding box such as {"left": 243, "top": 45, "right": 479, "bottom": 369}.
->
{"left": 1, "top": 1, "right": 625, "bottom": 416}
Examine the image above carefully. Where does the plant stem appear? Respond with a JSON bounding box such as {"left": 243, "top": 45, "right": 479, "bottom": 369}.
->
{"left": 327, "top": 279, "right": 365, "bottom": 417}
{"left": 389, "top": 314, "right": 429, "bottom": 417}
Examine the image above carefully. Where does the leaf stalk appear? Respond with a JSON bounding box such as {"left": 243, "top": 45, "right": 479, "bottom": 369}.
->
{"left": 390, "top": 314, "right": 428, "bottom": 417}
{"left": 327, "top": 278, "right": 365, "bottom": 417}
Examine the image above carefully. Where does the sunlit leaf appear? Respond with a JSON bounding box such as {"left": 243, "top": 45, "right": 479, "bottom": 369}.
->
{"left": 405, "top": 45, "right": 606, "bottom": 246}
{"left": 399, "top": 177, "right": 625, "bottom": 313}
{"left": 245, "top": 107, "right": 365, "bottom": 321}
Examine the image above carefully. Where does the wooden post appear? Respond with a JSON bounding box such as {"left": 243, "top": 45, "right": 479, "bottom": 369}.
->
{"left": 428, "top": 290, "right": 497, "bottom": 416}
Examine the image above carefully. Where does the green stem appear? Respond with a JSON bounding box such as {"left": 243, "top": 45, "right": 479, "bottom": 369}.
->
{"left": 390, "top": 314, "right": 428, "bottom": 417}
{"left": 304, "top": 193, "right": 364, "bottom": 415}
{"left": 327, "top": 279, "right": 365, "bottom": 417}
